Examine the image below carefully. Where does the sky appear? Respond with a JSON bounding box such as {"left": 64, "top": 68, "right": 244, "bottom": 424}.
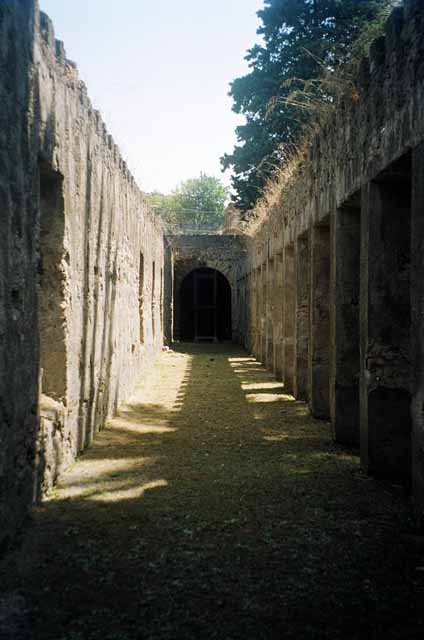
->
{"left": 39, "top": 0, "right": 263, "bottom": 194}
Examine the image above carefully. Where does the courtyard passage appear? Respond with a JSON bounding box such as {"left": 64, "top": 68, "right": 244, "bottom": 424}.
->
{"left": 1, "top": 344, "right": 424, "bottom": 639}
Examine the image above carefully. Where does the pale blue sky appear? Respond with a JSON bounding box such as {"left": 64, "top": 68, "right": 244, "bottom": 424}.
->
{"left": 40, "top": 0, "right": 263, "bottom": 194}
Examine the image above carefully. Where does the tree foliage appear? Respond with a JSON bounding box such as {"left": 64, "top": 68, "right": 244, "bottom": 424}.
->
{"left": 222, "top": 0, "right": 393, "bottom": 213}
{"left": 146, "top": 173, "right": 228, "bottom": 227}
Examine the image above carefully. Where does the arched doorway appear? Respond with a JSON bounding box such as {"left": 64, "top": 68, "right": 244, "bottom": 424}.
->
{"left": 180, "top": 268, "right": 232, "bottom": 341}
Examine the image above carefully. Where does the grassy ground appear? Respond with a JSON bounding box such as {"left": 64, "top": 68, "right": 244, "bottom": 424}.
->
{"left": 1, "top": 344, "right": 424, "bottom": 639}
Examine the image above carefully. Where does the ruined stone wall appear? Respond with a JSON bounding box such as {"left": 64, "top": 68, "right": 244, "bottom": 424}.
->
{"left": 239, "top": 0, "right": 424, "bottom": 525}
{"left": 0, "top": 0, "right": 39, "bottom": 551}
{"left": 0, "top": 1, "right": 168, "bottom": 548}
{"left": 34, "top": 7, "right": 167, "bottom": 488}
{"left": 244, "top": 1, "right": 424, "bottom": 273}
{"left": 5, "top": 0, "right": 424, "bottom": 550}
{"left": 168, "top": 235, "right": 248, "bottom": 343}
{"left": 242, "top": 3, "right": 421, "bottom": 245}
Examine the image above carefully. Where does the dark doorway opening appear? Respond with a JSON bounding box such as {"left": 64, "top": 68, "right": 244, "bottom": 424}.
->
{"left": 180, "top": 268, "right": 232, "bottom": 341}
{"left": 362, "top": 151, "right": 412, "bottom": 486}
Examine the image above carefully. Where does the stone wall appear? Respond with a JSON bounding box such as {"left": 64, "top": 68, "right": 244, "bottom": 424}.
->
{"left": 168, "top": 234, "right": 248, "bottom": 343}
{"left": 0, "top": 1, "right": 168, "bottom": 549}
{"left": 4, "top": 0, "right": 424, "bottom": 549}
{"left": 0, "top": 0, "right": 39, "bottom": 553}
{"left": 238, "top": 0, "right": 424, "bottom": 525}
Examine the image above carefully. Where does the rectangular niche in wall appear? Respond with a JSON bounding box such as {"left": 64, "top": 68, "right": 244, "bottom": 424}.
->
{"left": 152, "top": 260, "right": 156, "bottom": 339}
{"left": 295, "top": 233, "right": 310, "bottom": 401}
{"left": 331, "top": 191, "right": 361, "bottom": 446}
{"left": 160, "top": 267, "right": 163, "bottom": 334}
{"left": 139, "top": 252, "right": 145, "bottom": 343}
{"left": 284, "top": 245, "right": 295, "bottom": 395}
{"left": 38, "top": 164, "right": 67, "bottom": 403}
{"left": 310, "top": 219, "right": 331, "bottom": 419}
{"left": 361, "top": 151, "right": 412, "bottom": 485}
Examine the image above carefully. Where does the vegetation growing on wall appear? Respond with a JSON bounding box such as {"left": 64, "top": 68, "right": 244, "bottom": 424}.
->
{"left": 146, "top": 173, "right": 228, "bottom": 228}
{"left": 222, "top": 0, "right": 396, "bottom": 214}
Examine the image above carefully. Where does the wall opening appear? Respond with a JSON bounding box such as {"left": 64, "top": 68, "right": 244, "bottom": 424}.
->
{"left": 273, "top": 252, "right": 284, "bottom": 380}
{"left": 139, "top": 252, "right": 145, "bottom": 343}
{"left": 180, "top": 267, "right": 232, "bottom": 342}
{"left": 295, "top": 233, "right": 310, "bottom": 401}
{"left": 261, "top": 263, "right": 267, "bottom": 363}
{"left": 331, "top": 191, "right": 361, "bottom": 445}
{"left": 160, "top": 267, "right": 163, "bottom": 335}
{"left": 284, "top": 246, "right": 295, "bottom": 394}
{"left": 361, "top": 152, "right": 412, "bottom": 485}
{"left": 245, "top": 272, "right": 253, "bottom": 351}
{"left": 411, "top": 143, "right": 424, "bottom": 522}
{"left": 38, "top": 164, "right": 67, "bottom": 402}
{"left": 253, "top": 266, "right": 261, "bottom": 357}
{"left": 241, "top": 275, "right": 248, "bottom": 346}
{"left": 151, "top": 260, "right": 156, "bottom": 340}
{"left": 266, "top": 259, "right": 274, "bottom": 369}
{"left": 310, "top": 219, "right": 331, "bottom": 419}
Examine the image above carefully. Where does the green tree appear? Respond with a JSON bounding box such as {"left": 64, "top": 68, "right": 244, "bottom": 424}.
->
{"left": 222, "top": 0, "right": 393, "bottom": 213}
{"left": 145, "top": 191, "right": 180, "bottom": 225}
{"left": 174, "top": 173, "right": 227, "bottom": 226}
{"left": 146, "top": 173, "right": 228, "bottom": 227}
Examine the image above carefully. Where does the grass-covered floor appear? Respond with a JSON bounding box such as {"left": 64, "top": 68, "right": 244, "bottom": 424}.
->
{"left": 1, "top": 344, "right": 423, "bottom": 639}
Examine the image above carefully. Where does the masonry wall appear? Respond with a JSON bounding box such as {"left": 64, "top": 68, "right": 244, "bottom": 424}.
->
{"left": 0, "top": 0, "right": 39, "bottom": 552}
{"left": 168, "top": 234, "right": 248, "bottom": 343}
{"left": 239, "top": 0, "right": 424, "bottom": 525}
{"left": 0, "top": 1, "right": 167, "bottom": 549}
{"left": 4, "top": 0, "right": 424, "bottom": 550}
{"left": 34, "top": 8, "right": 167, "bottom": 491}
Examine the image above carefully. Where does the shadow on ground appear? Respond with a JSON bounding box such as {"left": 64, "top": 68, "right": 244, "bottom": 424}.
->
{"left": 1, "top": 344, "right": 423, "bottom": 640}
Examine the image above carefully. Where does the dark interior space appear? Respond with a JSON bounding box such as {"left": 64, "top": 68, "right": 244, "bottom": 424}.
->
{"left": 139, "top": 252, "right": 144, "bottom": 343}
{"left": 366, "top": 151, "right": 412, "bottom": 486}
{"left": 333, "top": 190, "right": 361, "bottom": 446}
{"left": 180, "top": 268, "right": 232, "bottom": 341}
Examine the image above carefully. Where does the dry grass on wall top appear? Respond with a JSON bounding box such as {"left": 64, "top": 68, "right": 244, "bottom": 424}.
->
{"left": 244, "top": 2, "right": 400, "bottom": 234}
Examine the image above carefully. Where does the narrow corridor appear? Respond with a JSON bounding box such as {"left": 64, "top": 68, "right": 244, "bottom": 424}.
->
{"left": 1, "top": 345, "right": 423, "bottom": 639}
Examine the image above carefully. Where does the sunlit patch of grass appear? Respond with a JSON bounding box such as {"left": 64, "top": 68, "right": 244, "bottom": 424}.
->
{"left": 87, "top": 479, "right": 169, "bottom": 503}
{"left": 232, "top": 367, "right": 268, "bottom": 374}
{"left": 309, "top": 451, "right": 359, "bottom": 465}
{"left": 262, "top": 433, "right": 323, "bottom": 442}
{"left": 1, "top": 344, "right": 420, "bottom": 640}
{"left": 52, "top": 457, "right": 160, "bottom": 501}
{"left": 241, "top": 381, "right": 284, "bottom": 391}
{"left": 245, "top": 392, "right": 293, "bottom": 404}
{"left": 107, "top": 419, "right": 177, "bottom": 434}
